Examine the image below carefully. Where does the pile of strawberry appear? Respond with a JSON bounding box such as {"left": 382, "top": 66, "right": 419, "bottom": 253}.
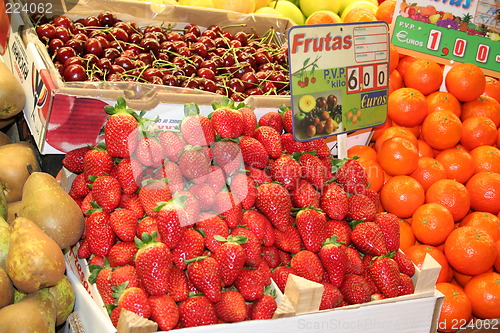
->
{"left": 63, "top": 97, "right": 416, "bottom": 331}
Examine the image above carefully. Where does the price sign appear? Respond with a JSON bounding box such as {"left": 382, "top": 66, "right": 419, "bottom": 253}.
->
{"left": 391, "top": 0, "right": 500, "bottom": 77}
{"left": 288, "top": 22, "right": 390, "bottom": 142}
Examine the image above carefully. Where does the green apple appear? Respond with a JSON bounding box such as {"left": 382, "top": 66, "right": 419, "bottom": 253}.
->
{"left": 268, "top": 0, "right": 305, "bottom": 25}
{"left": 341, "top": 0, "right": 378, "bottom": 20}
{"left": 298, "top": 94, "right": 317, "bottom": 113}
{"left": 299, "top": 0, "right": 342, "bottom": 17}
{"left": 254, "top": 6, "right": 285, "bottom": 17}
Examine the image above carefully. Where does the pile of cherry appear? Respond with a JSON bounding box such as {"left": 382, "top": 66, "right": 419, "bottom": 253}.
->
{"left": 32, "top": 11, "right": 290, "bottom": 100}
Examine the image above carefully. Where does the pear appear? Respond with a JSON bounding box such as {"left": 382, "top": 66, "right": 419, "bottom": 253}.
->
{"left": 6, "top": 200, "right": 21, "bottom": 224}
{"left": 47, "top": 275, "right": 76, "bottom": 326}
{"left": 0, "top": 217, "right": 10, "bottom": 270}
{"left": 6, "top": 217, "right": 65, "bottom": 293}
{"left": 0, "top": 267, "right": 14, "bottom": 309}
{"left": 0, "top": 185, "right": 6, "bottom": 221}
{"left": 0, "top": 288, "right": 56, "bottom": 333}
{"left": 18, "top": 172, "right": 84, "bottom": 249}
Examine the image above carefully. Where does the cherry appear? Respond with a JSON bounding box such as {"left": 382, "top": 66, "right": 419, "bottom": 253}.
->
{"left": 144, "top": 25, "right": 163, "bottom": 34}
{"left": 48, "top": 38, "right": 64, "bottom": 54}
{"left": 138, "top": 53, "right": 153, "bottom": 66}
{"left": 107, "top": 73, "right": 123, "bottom": 81}
{"left": 182, "top": 78, "right": 200, "bottom": 89}
{"left": 198, "top": 36, "right": 215, "bottom": 49}
{"left": 109, "top": 40, "right": 126, "bottom": 51}
{"left": 143, "top": 68, "right": 163, "bottom": 82}
{"left": 63, "top": 64, "right": 87, "bottom": 81}
{"left": 129, "top": 33, "right": 143, "bottom": 44}
{"left": 149, "top": 76, "right": 164, "bottom": 85}
{"left": 184, "top": 23, "right": 201, "bottom": 36}
{"left": 85, "top": 38, "right": 103, "bottom": 56}
{"left": 199, "top": 59, "right": 217, "bottom": 73}
{"left": 172, "top": 40, "right": 188, "bottom": 50}
{"left": 53, "top": 26, "right": 70, "bottom": 43}
{"left": 84, "top": 16, "right": 101, "bottom": 27}
{"left": 240, "top": 71, "right": 258, "bottom": 90}
{"left": 163, "top": 74, "right": 179, "bottom": 86}
{"left": 140, "top": 38, "right": 160, "bottom": 53}
{"left": 114, "top": 56, "right": 135, "bottom": 70}
{"left": 171, "top": 56, "right": 186, "bottom": 67}
{"left": 177, "top": 47, "right": 192, "bottom": 58}
{"left": 157, "top": 53, "right": 170, "bottom": 62}
{"left": 228, "top": 78, "right": 245, "bottom": 93}
{"left": 233, "top": 31, "right": 248, "bottom": 46}
{"left": 230, "top": 92, "right": 247, "bottom": 102}
{"left": 166, "top": 31, "right": 182, "bottom": 41}
{"left": 190, "top": 55, "right": 204, "bottom": 68}
{"left": 201, "top": 29, "right": 217, "bottom": 39}
{"left": 98, "top": 11, "right": 118, "bottom": 27}
{"left": 197, "top": 67, "right": 215, "bottom": 81}
{"left": 183, "top": 32, "right": 198, "bottom": 44}
{"left": 64, "top": 56, "right": 84, "bottom": 67}
{"left": 113, "top": 21, "right": 133, "bottom": 35}
{"left": 56, "top": 46, "right": 77, "bottom": 63}
{"left": 69, "top": 22, "right": 85, "bottom": 35}
{"left": 95, "top": 36, "right": 110, "bottom": 49}
{"left": 191, "top": 42, "right": 207, "bottom": 58}
{"left": 207, "top": 25, "right": 222, "bottom": 35}
{"left": 36, "top": 24, "right": 56, "bottom": 41}
{"left": 254, "top": 49, "right": 272, "bottom": 65}
{"left": 103, "top": 48, "right": 120, "bottom": 61}
{"left": 202, "top": 78, "right": 217, "bottom": 92}
{"left": 246, "top": 87, "right": 264, "bottom": 96}
{"left": 107, "top": 27, "right": 129, "bottom": 42}
{"left": 160, "top": 41, "right": 176, "bottom": 53}
{"left": 214, "top": 37, "right": 230, "bottom": 49}
{"left": 53, "top": 16, "right": 73, "bottom": 29}
{"left": 262, "top": 81, "right": 276, "bottom": 93}
{"left": 83, "top": 53, "right": 99, "bottom": 67}
{"left": 183, "top": 64, "right": 197, "bottom": 77}
{"left": 110, "top": 65, "right": 125, "bottom": 74}
{"left": 96, "top": 57, "right": 113, "bottom": 71}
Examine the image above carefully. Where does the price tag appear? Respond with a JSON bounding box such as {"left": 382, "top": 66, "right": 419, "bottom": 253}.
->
{"left": 288, "top": 22, "right": 389, "bottom": 142}
{"left": 391, "top": 0, "right": 500, "bottom": 77}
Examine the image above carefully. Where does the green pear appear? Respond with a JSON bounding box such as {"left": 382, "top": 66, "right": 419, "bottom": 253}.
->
{"left": 6, "top": 217, "right": 65, "bottom": 293}
{"left": 0, "top": 288, "right": 56, "bottom": 333}
{"left": 0, "top": 184, "right": 6, "bottom": 221}
{"left": 47, "top": 275, "right": 76, "bottom": 326}
{"left": 0, "top": 217, "right": 10, "bottom": 270}
{"left": 18, "top": 172, "right": 84, "bottom": 249}
{"left": 0, "top": 267, "right": 14, "bottom": 309}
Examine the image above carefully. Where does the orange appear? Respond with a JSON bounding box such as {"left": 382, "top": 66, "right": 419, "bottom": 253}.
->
{"left": 388, "top": 43, "right": 399, "bottom": 73}
{"left": 388, "top": 69, "right": 404, "bottom": 95}
{"left": 403, "top": 58, "right": 443, "bottom": 96}
{"left": 387, "top": 87, "right": 428, "bottom": 127}
{"left": 445, "top": 62, "right": 486, "bottom": 102}
{"left": 371, "top": 117, "right": 392, "bottom": 142}
{"left": 396, "top": 55, "right": 418, "bottom": 78}
{"left": 421, "top": 110, "right": 462, "bottom": 151}
{"left": 444, "top": 226, "right": 497, "bottom": 276}
{"left": 347, "top": 144, "right": 377, "bottom": 161}
{"left": 426, "top": 179, "right": 470, "bottom": 221}
{"left": 454, "top": 270, "right": 474, "bottom": 288}
{"left": 343, "top": 7, "right": 377, "bottom": 22}
{"left": 461, "top": 95, "right": 500, "bottom": 127}
{"left": 393, "top": 123, "right": 421, "bottom": 138}
{"left": 376, "top": 0, "right": 397, "bottom": 24}
{"left": 403, "top": 244, "right": 450, "bottom": 283}
{"left": 466, "top": 171, "right": 500, "bottom": 215}
{"left": 411, "top": 202, "right": 455, "bottom": 245}
{"left": 409, "top": 157, "right": 447, "bottom": 191}
{"left": 435, "top": 282, "right": 472, "bottom": 332}
{"left": 399, "top": 218, "right": 416, "bottom": 251}
{"left": 470, "top": 145, "right": 500, "bottom": 174}
{"left": 434, "top": 146, "right": 475, "bottom": 184}
{"left": 305, "top": 11, "right": 342, "bottom": 24}
{"left": 460, "top": 115, "right": 497, "bottom": 151}
{"left": 380, "top": 175, "right": 425, "bottom": 218}
{"left": 464, "top": 272, "right": 500, "bottom": 319}
{"left": 459, "top": 211, "right": 500, "bottom": 242}
{"left": 416, "top": 139, "right": 435, "bottom": 158}
{"left": 426, "top": 91, "right": 461, "bottom": 118}
{"left": 357, "top": 157, "right": 385, "bottom": 193}
{"left": 495, "top": 240, "right": 500, "bottom": 272}
{"left": 377, "top": 136, "right": 419, "bottom": 176}
{"left": 374, "top": 125, "right": 418, "bottom": 152}
{"left": 483, "top": 76, "right": 500, "bottom": 103}
{"left": 497, "top": 128, "right": 500, "bottom": 148}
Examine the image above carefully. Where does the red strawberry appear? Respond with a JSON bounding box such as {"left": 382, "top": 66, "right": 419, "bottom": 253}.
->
{"left": 116, "top": 158, "right": 142, "bottom": 195}
{"left": 364, "top": 187, "right": 380, "bottom": 208}
{"left": 205, "top": 165, "right": 226, "bottom": 193}
{"left": 374, "top": 212, "right": 401, "bottom": 252}
{"left": 214, "top": 290, "right": 247, "bottom": 323}
{"left": 110, "top": 264, "right": 140, "bottom": 289}
{"left": 239, "top": 136, "right": 269, "bottom": 169}
{"left": 320, "top": 282, "right": 344, "bottom": 310}
{"left": 270, "top": 155, "right": 302, "bottom": 191}
{"left": 155, "top": 204, "right": 187, "bottom": 250}
{"left": 397, "top": 272, "right": 415, "bottom": 296}
{"left": 161, "top": 160, "right": 185, "bottom": 193}
{"left": 107, "top": 241, "right": 138, "bottom": 267}
{"left": 246, "top": 165, "right": 273, "bottom": 185}
{"left": 158, "top": 130, "right": 186, "bottom": 163}
{"left": 231, "top": 227, "right": 262, "bottom": 268}
{"left": 88, "top": 255, "right": 105, "bottom": 267}
{"left": 135, "top": 136, "right": 164, "bottom": 168}
{"left": 212, "top": 235, "right": 247, "bottom": 286}
{"left": 261, "top": 245, "right": 281, "bottom": 268}
{"left": 180, "top": 103, "right": 215, "bottom": 146}
{"left": 211, "top": 100, "right": 244, "bottom": 139}
{"left": 251, "top": 294, "right": 277, "bottom": 320}
{"left": 186, "top": 256, "right": 222, "bottom": 303}
{"left": 298, "top": 152, "right": 327, "bottom": 190}
{"left": 119, "top": 193, "right": 145, "bottom": 219}
{"left": 339, "top": 274, "right": 373, "bottom": 304}
{"left": 291, "top": 179, "right": 320, "bottom": 209}
{"left": 69, "top": 172, "right": 91, "bottom": 199}
{"left": 195, "top": 213, "right": 229, "bottom": 253}
{"left": 83, "top": 144, "right": 114, "bottom": 178}
{"left": 171, "top": 228, "right": 205, "bottom": 270}
{"left": 253, "top": 125, "right": 282, "bottom": 159}
{"left": 241, "top": 210, "right": 275, "bottom": 247}
{"left": 80, "top": 193, "right": 94, "bottom": 216}
{"left": 213, "top": 191, "right": 242, "bottom": 229}
{"left": 335, "top": 158, "right": 368, "bottom": 195}
{"left": 255, "top": 182, "right": 293, "bottom": 232}
{"left": 112, "top": 285, "right": 152, "bottom": 319}
{"left": 211, "top": 140, "right": 243, "bottom": 177}
{"left": 325, "top": 219, "right": 352, "bottom": 246}
{"left": 272, "top": 265, "right": 296, "bottom": 293}
{"left": 345, "top": 247, "right": 365, "bottom": 275}
{"left": 234, "top": 267, "right": 266, "bottom": 301}
{"left": 62, "top": 146, "right": 91, "bottom": 173}
{"left": 158, "top": 190, "right": 201, "bottom": 228}
{"left": 103, "top": 97, "right": 140, "bottom": 158}
{"left": 229, "top": 172, "right": 257, "bottom": 210}
{"left": 93, "top": 266, "right": 114, "bottom": 305}
{"left": 178, "top": 296, "right": 217, "bottom": 328}
{"left": 320, "top": 183, "right": 348, "bottom": 220}
{"left": 280, "top": 106, "right": 293, "bottom": 134}
{"left": 178, "top": 146, "right": 211, "bottom": 184}
{"left": 274, "top": 224, "right": 303, "bottom": 254}
{"left": 90, "top": 175, "right": 121, "bottom": 213}
{"left": 320, "top": 156, "right": 334, "bottom": 180}
{"left": 351, "top": 221, "right": 388, "bottom": 256}
{"left": 368, "top": 256, "right": 402, "bottom": 298}
{"left": 295, "top": 207, "right": 328, "bottom": 253}
{"left": 137, "top": 216, "right": 161, "bottom": 242}
{"left": 109, "top": 209, "right": 138, "bottom": 242}
{"left": 319, "top": 236, "right": 348, "bottom": 287}
{"left": 86, "top": 210, "right": 115, "bottom": 257}
{"left": 281, "top": 133, "right": 304, "bottom": 154}
{"left": 290, "top": 250, "right": 325, "bottom": 283}
{"left": 189, "top": 183, "right": 216, "bottom": 211}
{"left": 149, "top": 294, "right": 179, "bottom": 331}
{"left": 138, "top": 178, "right": 172, "bottom": 217}
{"left": 303, "top": 138, "right": 331, "bottom": 158}
{"left": 167, "top": 266, "right": 189, "bottom": 302}
{"left": 347, "top": 193, "right": 377, "bottom": 222}
{"left": 239, "top": 107, "right": 258, "bottom": 137}
{"left": 259, "top": 111, "right": 283, "bottom": 134}
{"left": 77, "top": 238, "right": 91, "bottom": 259}
{"left": 393, "top": 251, "right": 416, "bottom": 277}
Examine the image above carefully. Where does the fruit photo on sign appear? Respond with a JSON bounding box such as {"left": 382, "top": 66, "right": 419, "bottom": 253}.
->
{"left": 294, "top": 93, "right": 342, "bottom": 139}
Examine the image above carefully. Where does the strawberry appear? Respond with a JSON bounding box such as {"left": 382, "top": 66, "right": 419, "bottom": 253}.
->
{"left": 189, "top": 183, "right": 216, "bottom": 211}
{"left": 62, "top": 146, "right": 91, "bottom": 173}
{"left": 320, "top": 282, "right": 344, "bottom": 310}
{"left": 138, "top": 178, "right": 172, "bottom": 217}
{"left": 251, "top": 294, "right": 277, "bottom": 320}
{"left": 119, "top": 193, "right": 145, "bottom": 219}
{"left": 231, "top": 227, "right": 262, "bottom": 268}
{"left": 291, "top": 179, "right": 320, "bottom": 209}
{"left": 111, "top": 264, "right": 140, "bottom": 289}
{"left": 281, "top": 132, "right": 304, "bottom": 154}
{"left": 320, "top": 183, "right": 348, "bottom": 220}
{"left": 136, "top": 218, "right": 161, "bottom": 244}
{"left": 205, "top": 165, "right": 226, "bottom": 193}
{"left": 319, "top": 236, "right": 348, "bottom": 287}
{"left": 158, "top": 190, "right": 201, "bottom": 228}
{"left": 186, "top": 256, "right": 222, "bottom": 303}
{"left": 295, "top": 207, "right": 328, "bottom": 253}
{"left": 80, "top": 193, "right": 94, "bottom": 216}
{"left": 259, "top": 111, "right": 283, "bottom": 134}
{"left": 347, "top": 193, "right": 377, "bottom": 222}
{"left": 393, "top": 251, "right": 416, "bottom": 277}
{"left": 112, "top": 284, "right": 152, "bottom": 319}
{"left": 85, "top": 210, "right": 115, "bottom": 257}
{"left": 228, "top": 172, "right": 257, "bottom": 210}
{"left": 335, "top": 158, "right": 368, "bottom": 195}
{"left": 320, "top": 156, "right": 335, "bottom": 180}
{"left": 103, "top": 97, "right": 141, "bottom": 158}
{"left": 234, "top": 267, "right": 266, "bottom": 301}
{"left": 171, "top": 228, "right": 205, "bottom": 270}
{"left": 135, "top": 135, "right": 164, "bottom": 168}
{"left": 158, "top": 130, "right": 186, "bottom": 163}
{"left": 339, "top": 274, "right": 372, "bottom": 305}
{"left": 69, "top": 172, "right": 91, "bottom": 199}
{"left": 241, "top": 210, "right": 275, "bottom": 247}
{"left": 167, "top": 266, "right": 189, "bottom": 302}
{"left": 214, "top": 290, "right": 247, "bottom": 323}
{"left": 195, "top": 213, "right": 229, "bottom": 253}
{"left": 238, "top": 136, "right": 269, "bottom": 169}
{"left": 212, "top": 235, "right": 247, "bottom": 286}
{"left": 178, "top": 296, "right": 218, "bottom": 328}
{"left": 161, "top": 160, "right": 185, "bottom": 193}
{"left": 90, "top": 175, "right": 122, "bottom": 213}
{"left": 290, "top": 250, "right": 325, "bottom": 283}
{"left": 255, "top": 182, "right": 293, "bottom": 232}
{"left": 109, "top": 306, "right": 122, "bottom": 327}
{"left": 270, "top": 155, "right": 302, "bottom": 191}
{"left": 210, "top": 99, "right": 244, "bottom": 139}
{"left": 261, "top": 245, "right": 281, "bottom": 268}
{"left": 83, "top": 144, "right": 114, "bottom": 178}
{"left": 364, "top": 187, "right": 381, "bottom": 208}
{"left": 239, "top": 106, "right": 258, "bottom": 137}
{"left": 368, "top": 256, "right": 402, "bottom": 298}
{"left": 213, "top": 191, "right": 242, "bottom": 229}
{"left": 325, "top": 219, "right": 352, "bottom": 246}
{"left": 303, "top": 138, "right": 331, "bottom": 158}
{"left": 107, "top": 241, "right": 138, "bottom": 267}
{"left": 149, "top": 294, "right": 179, "bottom": 331}
{"left": 155, "top": 203, "right": 187, "bottom": 250}
{"left": 180, "top": 103, "right": 215, "bottom": 146}
{"left": 116, "top": 158, "right": 142, "bottom": 194}
{"left": 272, "top": 265, "right": 296, "bottom": 293}
{"left": 92, "top": 266, "right": 114, "bottom": 305}
{"left": 178, "top": 145, "right": 211, "bottom": 184}
{"left": 77, "top": 239, "right": 91, "bottom": 259}
{"left": 253, "top": 125, "right": 283, "bottom": 159}
{"left": 374, "top": 212, "right": 401, "bottom": 252}
{"left": 109, "top": 209, "right": 138, "bottom": 242}
{"left": 274, "top": 224, "right": 303, "bottom": 254}
{"left": 280, "top": 106, "right": 293, "bottom": 134}
{"left": 397, "top": 272, "right": 415, "bottom": 296}
{"left": 211, "top": 140, "right": 243, "bottom": 177}
{"left": 351, "top": 221, "right": 388, "bottom": 256}
{"left": 256, "top": 259, "right": 272, "bottom": 286}
{"left": 134, "top": 232, "right": 173, "bottom": 296}
{"left": 88, "top": 255, "right": 105, "bottom": 267}
{"left": 297, "top": 152, "right": 327, "bottom": 190}
{"left": 345, "top": 247, "right": 365, "bottom": 275}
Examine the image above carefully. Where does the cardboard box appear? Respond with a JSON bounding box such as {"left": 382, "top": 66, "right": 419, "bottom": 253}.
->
{"left": 2, "top": 0, "right": 373, "bottom": 155}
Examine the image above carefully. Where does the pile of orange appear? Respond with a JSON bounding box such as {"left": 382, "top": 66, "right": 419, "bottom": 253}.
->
{"left": 348, "top": 47, "right": 500, "bottom": 330}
